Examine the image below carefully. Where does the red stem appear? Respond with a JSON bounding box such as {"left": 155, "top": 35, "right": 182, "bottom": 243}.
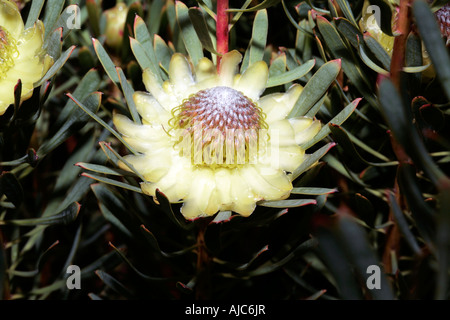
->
{"left": 216, "top": 0, "right": 229, "bottom": 67}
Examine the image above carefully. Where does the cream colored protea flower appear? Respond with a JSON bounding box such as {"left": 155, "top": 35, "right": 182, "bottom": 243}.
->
{"left": 113, "top": 50, "right": 321, "bottom": 220}
{"left": 0, "top": 0, "right": 53, "bottom": 114}
{"left": 104, "top": 2, "right": 128, "bottom": 51}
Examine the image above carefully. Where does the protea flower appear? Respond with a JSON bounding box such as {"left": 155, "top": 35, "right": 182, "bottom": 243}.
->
{"left": 113, "top": 51, "right": 321, "bottom": 220}
{"left": 104, "top": 2, "right": 128, "bottom": 51}
{"left": 0, "top": 0, "right": 53, "bottom": 114}
{"left": 435, "top": 3, "right": 450, "bottom": 46}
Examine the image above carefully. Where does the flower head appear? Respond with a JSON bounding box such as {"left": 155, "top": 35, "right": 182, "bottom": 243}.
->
{"left": 113, "top": 51, "right": 321, "bottom": 219}
{"left": 0, "top": 0, "right": 53, "bottom": 114}
{"left": 104, "top": 2, "right": 128, "bottom": 51}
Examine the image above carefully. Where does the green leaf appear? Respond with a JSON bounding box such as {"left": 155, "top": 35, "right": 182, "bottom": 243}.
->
{"left": 228, "top": 0, "right": 281, "bottom": 12}
{"left": 76, "top": 162, "right": 129, "bottom": 176}
{"left": 42, "top": 0, "right": 65, "bottom": 39}
{"left": 397, "top": 163, "right": 435, "bottom": 246}
{"left": 336, "top": 17, "right": 363, "bottom": 49}
{"left": 387, "top": 192, "right": 422, "bottom": 255}
{"left": 37, "top": 92, "right": 102, "bottom": 158}
{"left": 258, "top": 199, "right": 317, "bottom": 208}
{"left": 86, "top": 0, "right": 101, "bottom": 37}
{"left": 44, "top": 27, "right": 63, "bottom": 61}
{"left": 329, "top": 124, "right": 397, "bottom": 166}
{"left": 290, "top": 142, "right": 336, "bottom": 181}
{"left": 54, "top": 68, "right": 101, "bottom": 128}
{"left": 316, "top": 16, "right": 377, "bottom": 108}
{"left": 108, "top": 242, "right": 169, "bottom": 282}
{"left": 147, "top": 0, "right": 165, "bottom": 35}
{"left": 92, "top": 38, "right": 120, "bottom": 84}
{"left": 35, "top": 45, "right": 76, "bottom": 86}
{"left": 0, "top": 172, "right": 23, "bottom": 208}
{"left": 25, "top": 0, "right": 45, "bottom": 28}
{"left": 67, "top": 93, "right": 138, "bottom": 155}
{"left": 155, "top": 189, "right": 192, "bottom": 230}
{"left": 248, "top": 9, "right": 268, "bottom": 67}
{"left": 337, "top": 215, "right": 395, "bottom": 299}
{"left": 52, "top": 4, "right": 80, "bottom": 40}
{"left": 154, "top": 35, "right": 173, "bottom": 77}
{"left": 95, "top": 270, "right": 133, "bottom": 299}
{"left": 188, "top": 8, "right": 217, "bottom": 55}
{"left": 357, "top": 42, "right": 389, "bottom": 75}
{"left": 132, "top": 15, "right": 162, "bottom": 81}
{"left": 378, "top": 79, "right": 447, "bottom": 185}
{"left": 116, "top": 67, "right": 141, "bottom": 124}
{"left": 175, "top": 1, "right": 203, "bottom": 65}
{"left": 363, "top": 34, "right": 391, "bottom": 71}
{"left": 291, "top": 187, "right": 338, "bottom": 195}
{"left": 267, "top": 59, "right": 315, "bottom": 88}
{"left": 335, "top": 0, "right": 358, "bottom": 26}
{"left": 0, "top": 202, "right": 80, "bottom": 226}
{"left": 302, "top": 98, "right": 362, "bottom": 150}
{"left": 413, "top": 0, "right": 450, "bottom": 101}
{"left": 288, "top": 59, "right": 341, "bottom": 118}
{"left": 82, "top": 173, "right": 143, "bottom": 194}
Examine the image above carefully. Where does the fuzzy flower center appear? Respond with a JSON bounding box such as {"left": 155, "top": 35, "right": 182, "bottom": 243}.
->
{"left": 0, "top": 27, "right": 18, "bottom": 80}
{"left": 170, "top": 86, "right": 268, "bottom": 167}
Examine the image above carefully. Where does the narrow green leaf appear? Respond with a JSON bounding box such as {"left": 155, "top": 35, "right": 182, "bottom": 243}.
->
{"left": 363, "top": 34, "right": 391, "bottom": 71}
{"left": 35, "top": 45, "right": 76, "bottom": 86}
{"left": 335, "top": 0, "right": 357, "bottom": 26}
{"left": 267, "top": 59, "right": 315, "bottom": 88}
{"left": 337, "top": 215, "right": 395, "bottom": 299}
{"left": 397, "top": 163, "right": 435, "bottom": 247}
{"left": 67, "top": 93, "right": 138, "bottom": 155}
{"left": 155, "top": 189, "right": 192, "bottom": 230}
{"left": 188, "top": 8, "right": 217, "bottom": 54}
{"left": 154, "top": 35, "right": 173, "bottom": 78}
{"left": 316, "top": 16, "right": 377, "bottom": 108}
{"left": 387, "top": 192, "right": 422, "bottom": 255}
{"left": 108, "top": 242, "right": 169, "bottom": 281}
{"left": 82, "top": 173, "right": 143, "bottom": 194}
{"left": 378, "top": 79, "right": 447, "bottom": 185}
{"left": 291, "top": 187, "right": 338, "bottom": 195}
{"left": 258, "top": 199, "right": 317, "bottom": 208}
{"left": 0, "top": 172, "right": 23, "bottom": 208}
{"left": 44, "top": 27, "right": 63, "bottom": 61}
{"left": 290, "top": 142, "right": 336, "bottom": 181}
{"left": 329, "top": 124, "right": 397, "bottom": 166}
{"left": 302, "top": 98, "right": 362, "bottom": 150}
{"left": 0, "top": 202, "right": 80, "bottom": 226}
{"left": 25, "top": 0, "right": 45, "bottom": 28}
{"left": 358, "top": 42, "right": 389, "bottom": 75}
{"left": 92, "top": 38, "right": 120, "bottom": 84}
{"left": 43, "top": 0, "right": 65, "bottom": 39}
{"left": 98, "top": 141, "right": 145, "bottom": 180}
{"left": 147, "top": 0, "right": 165, "bottom": 35}
{"left": 86, "top": 0, "right": 101, "bottom": 37}
{"left": 336, "top": 17, "right": 363, "bottom": 49}
{"left": 52, "top": 4, "right": 80, "bottom": 40}
{"left": 54, "top": 68, "right": 101, "bottom": 127}
{"left": 248, "top": 9, "right": 268, "bottom": 67}
{"left": 288, "top": 59, "right": 341, "bottom": 118}
{"left": 175, "top": 1, "right": 203, "bottom": 65}
{"left": 133, "top": 15, "right": 161, "bottom": 81}
{"left": 95, "top": 270, "right": 133, "bottom": 299}
{"left": 76, "top": 162, "right": 129, "bottom": 176}
{"left": 227, "top": 0, "right": 281, "bottom": 12}
{"left": 116, "top": 67, "right": 141, "bottom": 124}
{"left": 37, "top": 92, "right": 101, "bottom": 158}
